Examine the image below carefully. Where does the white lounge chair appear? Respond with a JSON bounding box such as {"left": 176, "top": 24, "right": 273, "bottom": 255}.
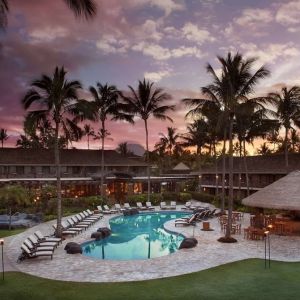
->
{"left": 115, "top": 203, "right": 125, "bottom": 212}
{"left": 146, "top": 201, "right": 155, "bottom": 210}
{"left": 97, "top": 206, "right": 111, "bottom": 214}
{"left": 52, "top": 224, "right": 77, "bottom": 236}
{"left": 104, "top": 205, "right": 118, "bottom": 214}
{"left": 170, "top": 201, "right": 176, "bottom": 210}
{"left": 34, "top": 231, "right": 62, "bottom": 245}
{"left": 175, "top": 214, "right": 197, "bottom": 227}
{"left": 21, "top": 244, "right": 53, "bottom": 260}
{"left": 160, "top": 202, "right": 169, "bottom": 210}
{"left": 24, "top": 238, "right": 55, "bottom": 252}
{"left": 136, "top": 202, "right": 147, "bottom": 210}
{"left": 124, "top": 203, "right": 131, "bottom": 210}
{"left": 28, "top": 234, "right": 58, "bottom": 248}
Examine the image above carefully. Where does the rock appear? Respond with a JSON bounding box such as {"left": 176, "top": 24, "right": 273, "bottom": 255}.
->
{"left": 179, "top": 237, "right": 198, "bottom": 249}
{"left": 97, "top": 227, "right": 111, "bottom": 238}
{"left": 91, "top": 232, "right": 103, "bottom": 240}
{"left": 64, "top": 242, "right": 82, "bottom": 254}
{"left": 123, "top": 208, "right": 139, "bottom": 216}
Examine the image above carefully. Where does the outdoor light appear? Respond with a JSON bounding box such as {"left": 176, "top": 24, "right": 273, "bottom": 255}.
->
{"left": 264, "top": 230, "right": 271, "bottom": 269}
{"left": 0, "top": 239, "right": 4, "bottom": 280}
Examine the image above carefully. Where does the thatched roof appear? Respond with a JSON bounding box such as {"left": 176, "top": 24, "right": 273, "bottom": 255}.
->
{"left": 242, "top": 171, "right": 300, "bottom": 210}
{"left": 173, "top": 162, "right": 190, "bottom": 171}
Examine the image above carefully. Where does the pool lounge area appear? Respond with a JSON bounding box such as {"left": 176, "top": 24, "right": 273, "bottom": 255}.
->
{"left": 3, "top": 204, "right": 300, "bottom": 282}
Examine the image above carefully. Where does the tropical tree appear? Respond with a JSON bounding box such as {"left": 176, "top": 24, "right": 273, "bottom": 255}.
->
{"left": 88, "top": 83, "right": 130, "bottom": 198}
{"left": 119, "top": 79, "right": 175, "bottom": 201}
{"left": 0, "top": 128, "right": 8, "bottom": 147}
{"left": 290, "top": 128, "right": 300, "bottom": 152}
{"left": 22, "top": 66, "right": 85, "bottom": 237}
{"left": 264, "top": 86, "right": 300, "bottom": 170}
{"left": 257, "top": 143, "right": 272, "bottom": 155}
{"left": 83, "top": 124, "right": 95, "bottom": 149}
{"left": 183, "top": 52, "right": 270, "bottom": 242}
{"left": 116, "top": 142, "right": 134, "bottom": 156}
{"left": 0, "top": 185, "right": 32, "bottom": 230}
{"left": 0, "top": 0, "right": 96, "bottom": 30}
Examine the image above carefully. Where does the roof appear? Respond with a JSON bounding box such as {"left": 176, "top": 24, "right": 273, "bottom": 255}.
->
{"left": 242, "top": 171, "right": 300, "bottom": 210}
{"left": 198, "top": 153, "right": 300, "bottom": 174}
{"left": 0, "top": 148, "right": 147, "bottom": 167}
{"left": 173, "top": 162, "right": 190, "bottom": 171}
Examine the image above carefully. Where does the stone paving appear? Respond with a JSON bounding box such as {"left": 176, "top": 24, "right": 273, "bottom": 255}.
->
{"left": 3, "top": 205, "right": 300, "bottom": 282}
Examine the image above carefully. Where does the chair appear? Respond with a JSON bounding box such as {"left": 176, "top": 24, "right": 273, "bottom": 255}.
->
{"left": 124, "top": 203, "right": 131, "bottom": 210}
{"left": 34, "top": 231, "right": 62, "bottom": 245}
{"left": 82, "top": 211, "right": 99, "bottom": 221}
{"left": 136, "top": 202, "right": 147, "bottom": 210}
{"left": 175, "top": 214, "right": 197, "bottom": 226}
{"left": 52, "top": 224, "right": 78, "bottom": 236}
{"left": 115, "top": 203, "right": 125, "bottom": 212}
{"left": 24, "top": 238, "right": 55, "bottom": 252}
{"left": 97, "top": 206, "right": 111, "bottom": 214}
{"left": 146, "top": 202, "right": 155, "bottom": 210}
{"left": 21, "top": 244, "right": 53, "bottom": 260}
{"left": 61, "top": 221, "right": 83, "bottom": 233}
{"left": 160, "top": 202, "right": 168, "bottom": 210}
{"left": 67, "top": 218, "right": 89, "bottom": 230}
{"left": 86, "top": 209, "right": 103, "bottom": 219}
{"left": 77, "top": 213, "right": 96, "bottom": 224}
{"left": 181, "top": 201, "right": 193, "bottom": 210}
{"left": 28, "top": 234, "right": 58, "bottom": 248}
{"left": 104, "top": 205, "right": 118, "bottom": 214}
{"left": 170, "top": 201, "right": 176, "bottom": 210}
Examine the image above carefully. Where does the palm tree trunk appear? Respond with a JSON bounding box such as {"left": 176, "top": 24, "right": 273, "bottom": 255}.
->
{"left": 144, "top": 119, "right": 151, "bottom": 202}
{"left": 243, "top": 139, "right": 250, "bottom": 197}
{"left": 238, "top": 140, "right": 242, "bottom": 200}
{"left": 100, "top": 120, "right": 105, "bottom": 199}
{"left": 54, "top": 122, "right": 62, "bottom": 238}
{"left": 225, "top": 115, "right": 234, "bottom": 240}
{"left": 1, "top": 140, "right": 3, "bottom": 148}
{"left": 284, "top": 126, "right": 289, "bottom": 172}
{"left": 221, "top": 128, "right": 227, "bottom": 213}
{"left": 8, "top": 207, "right": 12, "bottom": 231}
{"left": 87, "top": 135, "right": 90, "bottom": 150}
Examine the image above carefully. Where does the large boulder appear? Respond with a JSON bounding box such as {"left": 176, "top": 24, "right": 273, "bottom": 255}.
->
{"left": 179, "top": 237, "right": 198, "bottom": 249}
{"left": 91, "top": 232, "right": 103, "bottom": 240}
{"left": 97, "top": 227, "right": 111, "bottom": 238}
{"left": 64, "top": 242, "right": 82, "bottom": 254}
{"left": 123, "top": 209, "right": 139, "bottom": 216}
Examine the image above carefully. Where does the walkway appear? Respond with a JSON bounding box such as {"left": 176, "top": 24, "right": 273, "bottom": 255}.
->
{"left": 3, "top": 206, "right": 300, "bottom": 282}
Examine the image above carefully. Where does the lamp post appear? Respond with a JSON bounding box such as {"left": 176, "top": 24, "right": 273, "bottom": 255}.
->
{"left": 264, "top": 230, "right": 270, "bottom": 269}
{"left": 0, "top": 239, "right": 4, "bottom": 280}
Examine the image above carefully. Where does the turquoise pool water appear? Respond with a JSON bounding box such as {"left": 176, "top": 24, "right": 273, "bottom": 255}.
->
{"left": 82, "top": 211, "right": 190, "bottom": 260}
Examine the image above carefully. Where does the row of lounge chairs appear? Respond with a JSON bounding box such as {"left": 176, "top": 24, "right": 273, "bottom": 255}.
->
{"left": 19, "top": 230, "right": 62, "bottom": 262}
{"left": 96, "top": 202, "right": 155, "bottom": 214}
{"left": 175, "top": 209, "right": 217, "bottom": 226}
{"left": 160, "top": 201, "right": 176, "bottom": 210}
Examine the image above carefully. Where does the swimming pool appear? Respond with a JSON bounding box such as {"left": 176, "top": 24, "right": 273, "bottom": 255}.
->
{"left": 82, "top": 211, "right": 191, "bottom": 260}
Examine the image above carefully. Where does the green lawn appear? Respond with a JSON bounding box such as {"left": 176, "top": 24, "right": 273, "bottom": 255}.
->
{"left": 0, "top": 259, "right": 299, "bottom": 300}
{"left": 0, "top": 228, "right": 26, "bottom": 238}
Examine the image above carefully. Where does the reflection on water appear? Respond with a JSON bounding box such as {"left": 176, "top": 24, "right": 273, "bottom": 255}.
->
{"left": 82, "top": 212, "right": 190, "bottom": 260}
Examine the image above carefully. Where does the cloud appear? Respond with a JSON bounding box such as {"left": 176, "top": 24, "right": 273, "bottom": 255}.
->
{"left": 276, "top": 1, "right": 300, "bottom": 26}
{"left": 96, "top": 34, "right": 129, "bottom": 54}
{"left": 235, "top": 8, "right": 273, "bottom": 26}
{"left": 144, "top": 69, "right": 172, "bottom": 82}
{"left": 181, "top": 22, "right": 215, "bottom": 44}
{"left": 132, "top": 42, "right": 204, "bottom": 60}
{"left": 29, "top": 26, "right": 69, "bottom": 43}
{"left": 138, "top": 19, "right": 163, "bottom": 41}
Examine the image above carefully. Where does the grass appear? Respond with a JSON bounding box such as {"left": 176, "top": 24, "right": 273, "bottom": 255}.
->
{"left": 0, "top": 228, "right": 26, "bottom": 238}
{"left": 0, "top": 259, "right": 299, "bottom": 300}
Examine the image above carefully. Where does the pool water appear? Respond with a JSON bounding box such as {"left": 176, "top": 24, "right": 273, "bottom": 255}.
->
{"left": 82, "top": 211, "right": 190, "bottom": 260}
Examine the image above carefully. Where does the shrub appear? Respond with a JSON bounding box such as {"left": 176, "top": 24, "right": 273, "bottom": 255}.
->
{"left": 189, "top": 192, "right": 216, "bottom": 204}
{"left": 126, "top": 193, "right": 163, "bottom": 205}
{"left": 179, "top": 192, "right": 192, "bottom": 202}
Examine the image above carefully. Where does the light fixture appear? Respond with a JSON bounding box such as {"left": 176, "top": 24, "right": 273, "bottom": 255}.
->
{"left": 0, "top": 239, "right": 4, "bottom": 280}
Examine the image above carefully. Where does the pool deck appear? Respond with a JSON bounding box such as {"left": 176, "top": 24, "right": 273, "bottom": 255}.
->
{"left": 3, "top": 204, "right": 300, "bottom": 282}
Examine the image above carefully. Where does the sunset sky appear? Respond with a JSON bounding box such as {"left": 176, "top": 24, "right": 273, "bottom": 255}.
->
{"left": 1, "top": 0, "right": 300, "bottom": 152}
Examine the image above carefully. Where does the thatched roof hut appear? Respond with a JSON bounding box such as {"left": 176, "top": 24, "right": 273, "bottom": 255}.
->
{"left": 242, "top": 171, "right": 300, "bottom": 211}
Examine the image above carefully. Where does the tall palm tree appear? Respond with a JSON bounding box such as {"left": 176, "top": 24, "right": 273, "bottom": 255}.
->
{"left": 0, "top": 128, "right": 8, "bottom": 147}
{"left": 257, "top": 142, "right": 272, "bottom": 155}
{"left": 119, "top": 79, "right": 175, "bottom": 201}
{"left": 83, "top": 124, "right": 95, "bottom": 149}
{"left": 0, "top": 0, "right": 96, "bottom": 30}
{"left": 22, "top": 66, "right": 85, "bottom": 237}
{"left": 183, "top": 52, "right": 270, "bottom": 242}
{"left": 116, "top": 142, "right": 133, "bottom": 156}
{"left": 156, "top": 127, "right": 180, "bottom": 155}
{"left": 264, "top": 86, "right": 300, "bottom": 171}
{"left": 88, "top": 83, "right": 130, "bottom": 198}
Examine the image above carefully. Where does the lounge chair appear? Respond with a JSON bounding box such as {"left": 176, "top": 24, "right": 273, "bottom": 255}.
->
{"left": 24, "top": 238, "right": 55, "bottom": 252}
{"left": 124, "top": 203, "right": 131, "bottom": 210}
{"left": 136, "top": 202, "right": 147, "bottom": 210}
{"left": 181, "top": 201, "right": 191, "bottom": 210}
{"left": 87, "top": 209, "right": 103, "bottom": 218}
{"left": 115, "top": 203, "right": 125, "bottom": 212}
{"left": 146, "top": 201, "right": 155, "bottom": 210}
{"left": 61, "top": 221, "right": 83, "bottom": 233}
{"left": 97, "top": 206, "right": 112, "bottom": 214}
{"left": 67, "top": 218, "right": 89, "bottom": 230}
{"left": 82, "top": 211, "right": 99, "bottom": 221}
{"left": 170, "top": 201, "right": 176, "bottom": 210}
{"left": 28, "top": 234, "right": 58, "bottom": 248}
{"left": 160, "top": 202, "right": 170, "bottom": 210}
{"left": 76, "top": 213, "right": 94, "bottom": 225}
{"left": 34, "top": 231, "right": 62, "bottom": 245}
{"left": 104, "top": 205, "right": 118, "bottom": 214}
{"left": 175, "top": 214, "right": 197, "bottom": 226}
{"left": 21, "top": 244, "right": 53, "bottom": 260}
{"left": 52, "top": 224, "right": 78, "bottom": 236}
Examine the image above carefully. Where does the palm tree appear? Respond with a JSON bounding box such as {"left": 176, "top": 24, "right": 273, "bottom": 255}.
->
{"left": 0, "top": 0, "right": 96, "bottom": 30}
{"left": 265, "top": 86, "right": 300, "bottom": 170}
{"left": 183, "top": 52, "right": 270, "bottom": 242}
{"left": 119, "top": 79, "right": 175, "bottom": 201}
{"left": 83, "top": 124, "right": 95, "bottom": 149}
{"left": 88, "top": 83, "right": 130, "bottom": 198}
{"left": 0, "top": 128, "right": 8, "bottom": 147}
{"left": 290, "top": 128, "right": 300, "bottom": 152}
{"left": 116, "top": 142, "right": 133, "bottom": 156}
{"left": 257, "top": 143, "right": 272, "bottom": 155}
{"left": 22, "top": 66, "right": 85, "bottom": 237}
{"left": 156, "top": 127, "right": 181, "bottom": 155}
